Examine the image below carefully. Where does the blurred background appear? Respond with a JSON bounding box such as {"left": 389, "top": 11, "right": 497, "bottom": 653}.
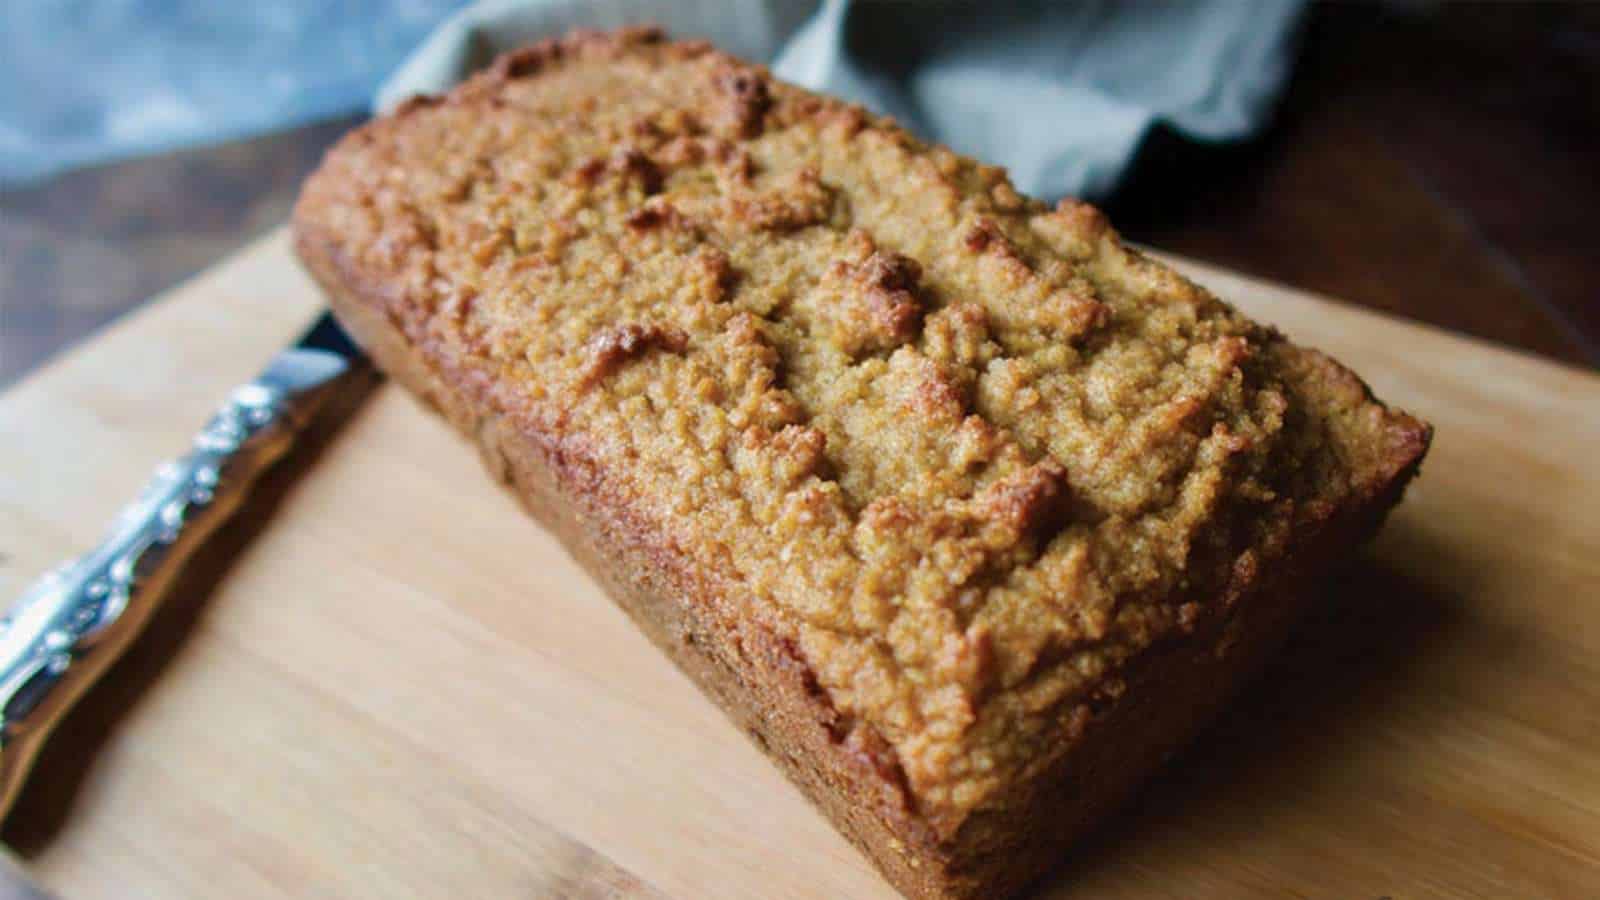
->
{"left": 1, "top": 0, "right": 1595, "bottom": 386}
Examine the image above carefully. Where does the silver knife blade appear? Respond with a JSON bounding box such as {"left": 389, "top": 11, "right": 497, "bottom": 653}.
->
{"left": 0, "top": 309, "right": 372, "bottom": 823}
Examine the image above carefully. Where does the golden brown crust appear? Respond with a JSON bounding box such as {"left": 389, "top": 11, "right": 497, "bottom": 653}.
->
{"left": 293, "top": 28, "right": 1430, "bottom": 900}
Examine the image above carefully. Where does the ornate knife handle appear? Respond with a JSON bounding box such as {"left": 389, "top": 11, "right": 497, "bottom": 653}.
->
{"left": 0, "top": 348, "right": 357, "bottom": 819}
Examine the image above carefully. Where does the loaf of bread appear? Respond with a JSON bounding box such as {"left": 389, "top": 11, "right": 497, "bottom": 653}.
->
{"left": 293, "top": 28, "right": 1429, "bottom": 900}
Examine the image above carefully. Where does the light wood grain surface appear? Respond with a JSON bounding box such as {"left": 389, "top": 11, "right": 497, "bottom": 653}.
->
{"left": 1, "top": 230, "right": 1596, "bottom": 898}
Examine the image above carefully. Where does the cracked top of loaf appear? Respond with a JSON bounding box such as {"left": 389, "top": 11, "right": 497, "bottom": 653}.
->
{"left": 294, "top": 28, "right": 1429, "bottom": 836}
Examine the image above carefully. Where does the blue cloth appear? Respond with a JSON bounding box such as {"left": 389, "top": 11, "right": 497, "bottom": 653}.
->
{"left": 378, "top": 0, "right": 1307, "bottom": 200}
{"left": 0, "top": 0, "right": 466, "bottom": 185}
{"left": 2, "top": 0, "right": 1305, "bottom": 200}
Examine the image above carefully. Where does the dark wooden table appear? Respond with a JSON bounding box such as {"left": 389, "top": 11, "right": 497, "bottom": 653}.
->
{"left": 2, "top": 3, "right": 1596, "bottom": 387}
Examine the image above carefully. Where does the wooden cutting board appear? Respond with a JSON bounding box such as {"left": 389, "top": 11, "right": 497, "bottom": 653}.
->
{"left": 1, "top": 229, "right": 1596, "bottom": 899}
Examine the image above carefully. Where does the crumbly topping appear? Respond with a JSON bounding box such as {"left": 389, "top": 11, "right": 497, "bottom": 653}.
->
{"left": 296, "top": 27, "right": 1426, "bottom": 833}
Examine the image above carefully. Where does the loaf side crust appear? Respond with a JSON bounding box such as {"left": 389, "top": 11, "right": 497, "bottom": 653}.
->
{"left": 292, "top": 27, "right": 1430, "bottom": 900}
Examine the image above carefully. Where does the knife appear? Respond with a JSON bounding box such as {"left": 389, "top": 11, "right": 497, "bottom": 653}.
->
{"left": 0, "top": 311, "right": 371, "bottom": 821}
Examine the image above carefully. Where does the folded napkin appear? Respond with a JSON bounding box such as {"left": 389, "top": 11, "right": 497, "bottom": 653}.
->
{"left": 1, "top": 0, "right": 1304, "bottom": 199}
